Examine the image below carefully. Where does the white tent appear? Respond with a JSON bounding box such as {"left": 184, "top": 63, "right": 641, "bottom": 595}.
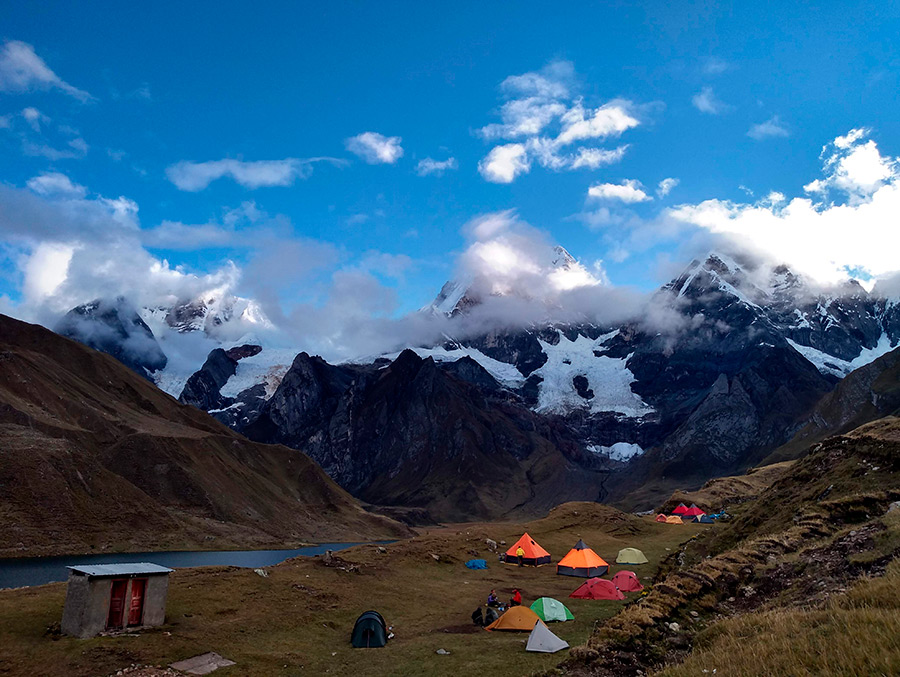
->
{"left": 525, "top": 620, "right": 569, "bottom": 653}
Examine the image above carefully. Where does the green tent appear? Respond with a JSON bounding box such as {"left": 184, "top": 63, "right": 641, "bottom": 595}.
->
{"left": 530, "top": 597, "right": 574, "bottom": 622}
{"left": 616, "top": 547, "right": 649, "bottom": 565}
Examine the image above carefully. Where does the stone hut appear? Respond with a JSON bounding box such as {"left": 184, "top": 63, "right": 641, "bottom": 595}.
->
{"left": 61, "top": 563, "right": 173, "bottom": 638}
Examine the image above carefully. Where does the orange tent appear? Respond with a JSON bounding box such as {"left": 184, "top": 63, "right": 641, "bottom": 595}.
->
{"left": 655, "top": 514, "right": 668, "bottom": 523}
{"left": 665, "top": 515, "right": 684, "bottom": 525}
{"left": 484, "top": 605, "right": 541, "bottom": 631}
{"left": 557, "top": 539, "right": 608, "bottom": 577}
{"left": 503, "top": 532, "right": 551, "bottom": 566}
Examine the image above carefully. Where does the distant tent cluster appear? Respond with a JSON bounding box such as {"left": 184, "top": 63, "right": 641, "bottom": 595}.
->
{"left": 354, "top": 533, "right": 654, "bottom": 654}
{"left": 657, "top": 503, "right": 727, "bottom": 524}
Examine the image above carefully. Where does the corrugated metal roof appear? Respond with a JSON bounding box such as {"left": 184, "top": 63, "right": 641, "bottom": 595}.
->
{"left": 67, "top": 563, "right": 174, "bottom": 577}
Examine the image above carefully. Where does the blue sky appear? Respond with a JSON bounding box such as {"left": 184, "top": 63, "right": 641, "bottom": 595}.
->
{"left": 2, "top": 1, "right": 900, "bottom": 345}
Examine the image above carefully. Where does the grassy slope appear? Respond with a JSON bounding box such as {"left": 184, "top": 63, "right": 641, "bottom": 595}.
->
{"left": 0, "top": 503, "right": 704, "bottom": 677}
{"left": 0, "top": 314, "right": 408, "bottom": 557}
{"left": 658, "top": 461, "right": 794, "bottom": 514}
{"left": 551, "top": 419, "right": 900, "bottom": 676}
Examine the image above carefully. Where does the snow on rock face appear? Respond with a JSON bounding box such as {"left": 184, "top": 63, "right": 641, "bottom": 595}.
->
{"left": 532, "top": 331, "right": 653, "bottom": 417}
{"left": 373, "top": 345, "right": 526, "bottom": 388}
{"left": 219, "top": 347, "right": 299, "bottom": 400}
{"left": 588, "top": 442, "right": 645, "bottom": 462}
{"left": 787, "top": 332, "right": 898, "bottom": 378}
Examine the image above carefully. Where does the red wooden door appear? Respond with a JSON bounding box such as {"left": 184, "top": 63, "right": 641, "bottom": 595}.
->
{"left": 128, "top": 578, "right": 146, "bottom": 626}
{"left": 107, "top": 579, "right": 127, "bottom": 629}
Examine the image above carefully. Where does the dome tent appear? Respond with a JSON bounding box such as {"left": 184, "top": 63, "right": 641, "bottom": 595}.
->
{"left": 502, "top": 532, "right": 551, "bottom": 566}
{"left": 665, "top": 515, "right": 684, "bottom": 525}
{"left": 351, "top": 610, "right": 388, "bottom": 648}
{"left": 569, "top": 578, "right": 624, "bottom": 601}
{"left": 526, "top": 620, "right": 569, "bottom": 653}
{"left": 616, "top": 547, "right": 648, "bottom": 564}
{"left": 485, "top": 605, "right": 542, "bottom": 631}
{"left": 530, "top": 597, "right": 574, "bottom": 622}
{"left": 655, "top": 513, "right": 668, "bottom": 522}
{"left": 556, "top": 539, "right": 608, "bottom": 577}
{"left": 611, "top": 570, "right": 643, "bottom": 592}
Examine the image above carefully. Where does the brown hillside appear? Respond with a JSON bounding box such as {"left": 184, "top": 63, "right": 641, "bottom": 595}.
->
{"left": 0, "top": 314, "right": 408, "bottom": 557}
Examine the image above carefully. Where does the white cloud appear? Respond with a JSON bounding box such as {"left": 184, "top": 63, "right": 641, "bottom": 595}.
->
{"left": 415, "top": 156, "right": 458, "bottom": 176}
{"left": 570, "top": 145, "right": 629, "bottom": 169}
{"left": 657, "top": 177, "right": 679, "bottom": 197}
{"left": 344, "top": 132, "right": 404, "bottom": 164}
{"left": 21, "top": 106, "right": 49, "bottom": 132}
{"left": 747, "top": 116, "right": 789, "bottom": 140}
{"left": 804, "top": 128, "right": 894, "bottom": 198}
{"left": 478, "top": 143, "right": 531, "bottom": 183}
{"left": 668, "top": 129, "right": 900, "bottom": 284}
{"left": 26, "top": 171, "right": 87, "bottom": 198}
{"left": 692, "top": 86, "right": 730, "bottom": 115}
{"left": 165, "top": 157, "right": 341, "bottom": 191}
{"left": 477, "top": 61, "right": 640, "bottom": 181}
{"left": 588, "top": 180, "right": 652, "bottom": 203}
{"left": 556, "top": 100, "right": 640, "bottom": 145}
{"left": 702, "top": 58, "right": 730, "bottom": 75}
{"left": 0, "top": 40, "right": 93, "bottom": 102}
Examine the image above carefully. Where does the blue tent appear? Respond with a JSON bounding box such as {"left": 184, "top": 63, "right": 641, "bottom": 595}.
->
{"left": 465, "top": 559, "right": 488, "bottom": 569}
{"left": 698, "top": 515, "right": 716, "bottom": 524}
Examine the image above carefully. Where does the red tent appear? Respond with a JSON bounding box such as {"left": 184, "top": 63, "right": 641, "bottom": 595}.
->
{"left": 671, "top": 503, "right": 689, "bottom": 515}
{"left": 569, "top": 577, "right": 624, "bottom": 601}
{"left": 683, "top": 506, "right": 705, "bottom": 517}
{"left": 655, "top": 514, "right": 668, "bottom": 523}
{"left": 611, "top": 570, "right": 643, "bottom": 592}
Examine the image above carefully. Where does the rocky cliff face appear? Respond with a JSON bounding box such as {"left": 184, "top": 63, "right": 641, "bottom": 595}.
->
{"left": 235, "top": 349, "right": 610, "bottom": 521}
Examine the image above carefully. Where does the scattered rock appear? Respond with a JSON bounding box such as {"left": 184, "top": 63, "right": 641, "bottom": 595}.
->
{"left": 377, "top": 546, "right": 387, "bottom": 554}
{"left": 667, "top": 622, "right": 680, "bottom": 632}
{"left": 485, "top": 538, "right": 497, "bottom": 551}
{"left": 254, "top": 568, "right": 268, "bottom": 578}
{"left": 170, "top": 652, "right": 236, "bottom": 675}
{"left": 689, "top": 610, "right": 699, "bottom": 618}
{"left": 436, "top": 648, "right": 450, "bottom": 655}
{"left": 431, "top": 553, "right": 440, "bottom": 562}
{"left": 888, "top": 501, "right": 900, "bottom": 514}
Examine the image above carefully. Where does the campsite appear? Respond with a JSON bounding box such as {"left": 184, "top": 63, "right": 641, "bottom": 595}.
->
{"left": 0, "top": 503, "right": 702, "bottom": 676}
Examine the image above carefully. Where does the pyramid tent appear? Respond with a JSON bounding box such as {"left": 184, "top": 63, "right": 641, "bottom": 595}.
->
{"left": 503, "top": 532, "right": 551, "bottom": 566}
{"left": 665, "top": 515, "right": 684, "bottom": 525}
{"left": 557, "top": 539, "right": 609, "bottom": 577}
{"left": 655, "top": 514, "right": 668, "bottom": 523}
{"left": 611, "top": 570, "right": 643, "bottom": 592}
{"left": 485, "top": 605, "right": 542, "bottom": 631}
{"left": 526, "top": 620, "right": 570, "bottom": 653}
{"left": 569, "top": 577, "right": 625, "bottom": 601}
{"left": 683, "top": 506, "right": 705, "bottom": 517}
{"left": 672, "top": 503, "right": 689, "bottom": 515}
{"left": 530, "top": 597, "right": 574, "bottom": 622}
{"left": 616, "top": 547, "right": 649, "bottom": 564}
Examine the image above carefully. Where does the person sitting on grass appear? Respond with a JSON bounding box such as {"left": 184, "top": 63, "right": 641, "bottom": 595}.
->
{"left": 487, "top": 590, "right": 499, "bottom": 607}
{"left": 510, "top": 589, "right": 522, "bottom": 607}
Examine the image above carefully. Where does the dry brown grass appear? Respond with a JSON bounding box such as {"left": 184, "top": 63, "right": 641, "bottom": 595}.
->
{"left": 656, "top": 562, "right": 900, "bottom": 677}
